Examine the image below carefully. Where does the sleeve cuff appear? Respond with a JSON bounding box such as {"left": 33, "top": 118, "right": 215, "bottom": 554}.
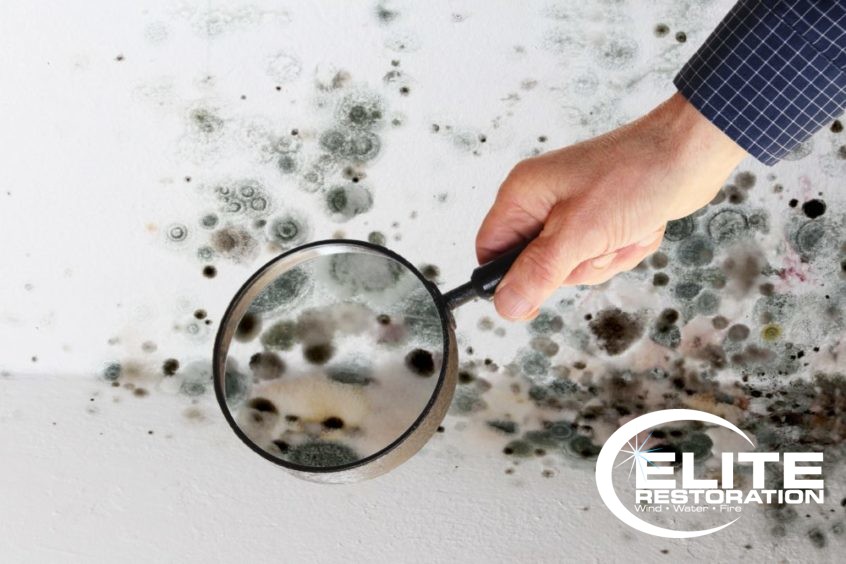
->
{"left": 674, "top": 0, "right": 846, "bottom": 165}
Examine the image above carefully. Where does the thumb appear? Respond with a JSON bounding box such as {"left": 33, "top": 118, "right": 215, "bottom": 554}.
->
{"left": 493, "top": 208, "right": 598, "bottom": 319}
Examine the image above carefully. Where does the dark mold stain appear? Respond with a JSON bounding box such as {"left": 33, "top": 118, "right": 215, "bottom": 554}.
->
{"left": 801, "top": 199, "right": 826, "bottom": 219}
{"left": 303, "top": 343, "right": 335, "bottom": 365}
{"left": 287, "top": 440, "right": 358, "bottom": 467}
{"left": 235, "top": 312, "right": 262, "bottom": 342}
{"left": 260, "top": 320, "right": 297, "bottom": 351}
{"left": 589, "top": 308, "right": 643, "bottom": 355}
{"left": 405, "top": 348, "right": 435, "bottom": 377}
{"left": 664, "top": 216, "right": 695, "bottom": 241}
{"left": 247, "top": 397, "right": 278, "bottom": 414}
{"left": 249, "top": 268, "right": 309, "bottom": 314}
{"left": 249, "top": 351, "right": 285, "bottom": 380}
{"left": 676, "top": 236, "right": 714, "bottom": 267}
{"left": 162, "top": 358, "right": 180, "bottom": 376}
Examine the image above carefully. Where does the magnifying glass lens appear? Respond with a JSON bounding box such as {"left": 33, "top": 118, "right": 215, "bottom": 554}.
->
{"left": 221, "top": 247, "right": 446, "bottom": 471}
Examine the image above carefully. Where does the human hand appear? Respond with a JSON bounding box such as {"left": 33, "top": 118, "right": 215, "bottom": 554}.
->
{"left": 476, "top": 92, "right": 748, "bottom": 320}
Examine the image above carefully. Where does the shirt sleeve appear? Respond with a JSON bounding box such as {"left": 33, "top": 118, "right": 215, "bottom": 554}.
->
{"left": 674, "top": 0, "right": 846, "bottom": 165}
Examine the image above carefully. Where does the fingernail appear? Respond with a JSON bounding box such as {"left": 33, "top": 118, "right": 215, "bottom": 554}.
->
{"left": 591, "top": 252, "right": 617, "bottom": 269}
{"left": 495, "top": 285, "right": 534, "bottom": 319}
{"left": 637, "top": 230, "right": 663, "bottom": 247}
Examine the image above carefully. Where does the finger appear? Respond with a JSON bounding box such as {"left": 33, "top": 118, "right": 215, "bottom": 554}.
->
{"left": 492, "top": 203, "right": 606, "bottom": 320}
{"left": 475, "top": 160, "right": 557, "bottom": 264}
{"left": 564, "top": 227, "right": 665, "bottom": 286}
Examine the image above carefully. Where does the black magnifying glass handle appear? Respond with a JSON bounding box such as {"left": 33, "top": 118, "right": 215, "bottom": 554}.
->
{"left": 442, "top": 240, "right": 531, "bottom": 310}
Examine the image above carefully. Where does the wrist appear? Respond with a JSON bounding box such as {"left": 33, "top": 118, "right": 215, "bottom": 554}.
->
{"left": 644, "top": 92, "right": 749, "bottom": 217}
{"left": 662, "top": 92, "right": 747, "bottom": 166}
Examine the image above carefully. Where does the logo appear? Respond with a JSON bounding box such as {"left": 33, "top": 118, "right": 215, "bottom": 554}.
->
{"left": 595, "top": 409, "right": 824, "bottom": 539}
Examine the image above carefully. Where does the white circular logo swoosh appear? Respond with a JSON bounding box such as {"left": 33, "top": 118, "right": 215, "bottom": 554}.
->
{"left": 595, "top": 409, "right": 754, "bottom": 539}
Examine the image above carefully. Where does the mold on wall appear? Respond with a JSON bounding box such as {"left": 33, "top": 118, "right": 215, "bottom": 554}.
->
{"left": 1, "top": 0, "right": 845, "bottom": 560}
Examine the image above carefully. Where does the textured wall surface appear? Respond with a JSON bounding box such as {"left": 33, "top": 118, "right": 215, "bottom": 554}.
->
{"left": 1, "top": 1, "right": 845, "bottom": 561}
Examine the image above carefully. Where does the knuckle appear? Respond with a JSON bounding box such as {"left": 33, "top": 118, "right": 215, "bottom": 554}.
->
{"left": 519, "top": 246, "right": 562, "bottom": 288}
{"left": 506, "top": 159, "right": 538, "bottom": 187}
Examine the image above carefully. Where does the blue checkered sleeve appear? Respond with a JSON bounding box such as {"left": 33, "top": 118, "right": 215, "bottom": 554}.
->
{"left": 674, "top": 0, "right": 846, "bottom": 165}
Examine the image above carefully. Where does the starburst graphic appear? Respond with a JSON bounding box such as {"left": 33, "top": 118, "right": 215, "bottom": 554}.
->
{"left": 615, "top": 431, "right": 662, "bottom": 482}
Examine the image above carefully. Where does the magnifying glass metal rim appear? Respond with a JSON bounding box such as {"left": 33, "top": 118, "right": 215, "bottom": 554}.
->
{"left": 213, "top": 238, "right": 458, "bottom": 483}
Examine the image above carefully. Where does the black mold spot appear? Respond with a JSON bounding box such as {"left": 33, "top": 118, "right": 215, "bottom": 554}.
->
{"left": 235, "top": 312, "right": 262, "bottom": 342}
{"left": 329, "top": 252, "right": 403, "bottom": 292}
{"left": 197, "top": 246, "right": 214, "bottom": 261}
{"left": 325, "top": 184, "right": 373, "bottom": 220}
{"left": 367, "top": 231, "right": 386, "bottom": 246}
{"left": 189, "top": 108, "right": 223, "bottom": 135}
{"left": 287, "top": 440, "right": 359, "bottom": 467}
{"left": 724, "top": 185, "right": 745, "bottom": 204}
{"left": 405, "top": 348, "right": 435, "bottom": 376}
{"left": 327, "top": 361, "right": 372, "bottom": 385}
{"left": 337, "top": 93, "right": 384, "bottom": 129}
{"left": 303, "top": 343, "right": 334, "bottom": 365}
{"left": 664, "top": 217, "right": 695, "bottom": 241}
{"left": 268, "top": 215, "right": 307, "bottom": 248}
{"left": 831, "top": 120, "right": 843, "bottom": 133}
{"left": 675, "top": 31, "right": 687, "bottom": 43}
{"left": 249, "top": 268, "right": 309, "bottom": 314}
{"left": 419, "top": 264, "right": 440, "bottom": 282}
{"left": 727, "top": 324, "right": 750, "bottom": 341}
{"left": 653, "top": 272, "right": 670, "bottom": 286}
{"left": 651, "top": 309, "right": 681, "bottom": 349}
{"left": 708, "top": 209, "right": 748, "bottom": 243}
{"left": 211, "top": 227, "right": 257, "bottom": 261}
{"left": 650, "top": 252, "right": 669, "bottom": 269}
{"left": 795, "top": 221, "right": 826, "bottom": 256}
{"left": 801, "top": 199, "right": 826, "bottom": 219}
{"left": 249, "top": 352, "right": 285, "bottom": 380}
{"left": 529, "top": 310, "right": 564, "bottom": 335}
{"left": 487, "top": 420, "right": 518, "bottom": 434}
{"left": 167, "top": 224, "right": 188, "bottom": 242}
{"left": 260, "top": 320, "right": 297, "bottom": 350}
{"left": 696, "top": 291, "right": 720, "bottom": 315}
{"left": 201, "top": 214, "right": 220, "bottom": 230}
{"left": 589, "top": 308, "right": 643, "bottom": 355}
{"left": 348, "top": 131, "right": 381, "bottom": 161}
{"left": 677, "top": 236, "right": 714, "bottom": 267}
{"left": 808, "top": 527, "right": 827, "bottom": 548}
{"left": 320, "top": 128, "right": 351, "bottom": 154}
{"left": 674, "top": 281, "right": 702, "bottom": 300}
{"left": 102, "top": 362, "right": 122, "bottom": 381}
{"left": 277, "top": 153, "right": 299, "bottom": 174}
{"left": 712, "top": 315, "right": 729, "bottom": 330}
{"left": 376, "top": 4, "right": 399, "bottom": 24}
{"left": 322, "top": 416, "right": 344, "bottom": 429}
{"left": 247, "top": 397, "right": 278, "bottom": 414}
{"left": 530, "top": 336, "right": 559, "bottom": 357}
{"left": 520, "top": 350, "right": 551, "bottom": 377}
{"left": 162, "top": 358, "right": 180, "bottom": 376}
{"left": 735, "top": 171, "right": 756, "bottom": 189}
{"left": 224, "top": 366, "right": 249, "bottom": 405}
{"left": 569, "top": 435, "right": 602, "bottom": 458}
{"left": 654, "top": 23, "right": 669, "bottom": 37}
{"left": 503, "top": 439, "right": 533, "bottom": 457}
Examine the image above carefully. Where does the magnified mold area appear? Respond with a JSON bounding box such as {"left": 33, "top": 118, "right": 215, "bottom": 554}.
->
{"left": 224, "top": 251, "right": 444, "bottom": 467}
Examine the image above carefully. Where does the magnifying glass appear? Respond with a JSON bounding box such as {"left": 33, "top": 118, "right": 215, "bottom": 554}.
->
{"left": 213, "top": 239, "right": 526, "bottom": 483}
